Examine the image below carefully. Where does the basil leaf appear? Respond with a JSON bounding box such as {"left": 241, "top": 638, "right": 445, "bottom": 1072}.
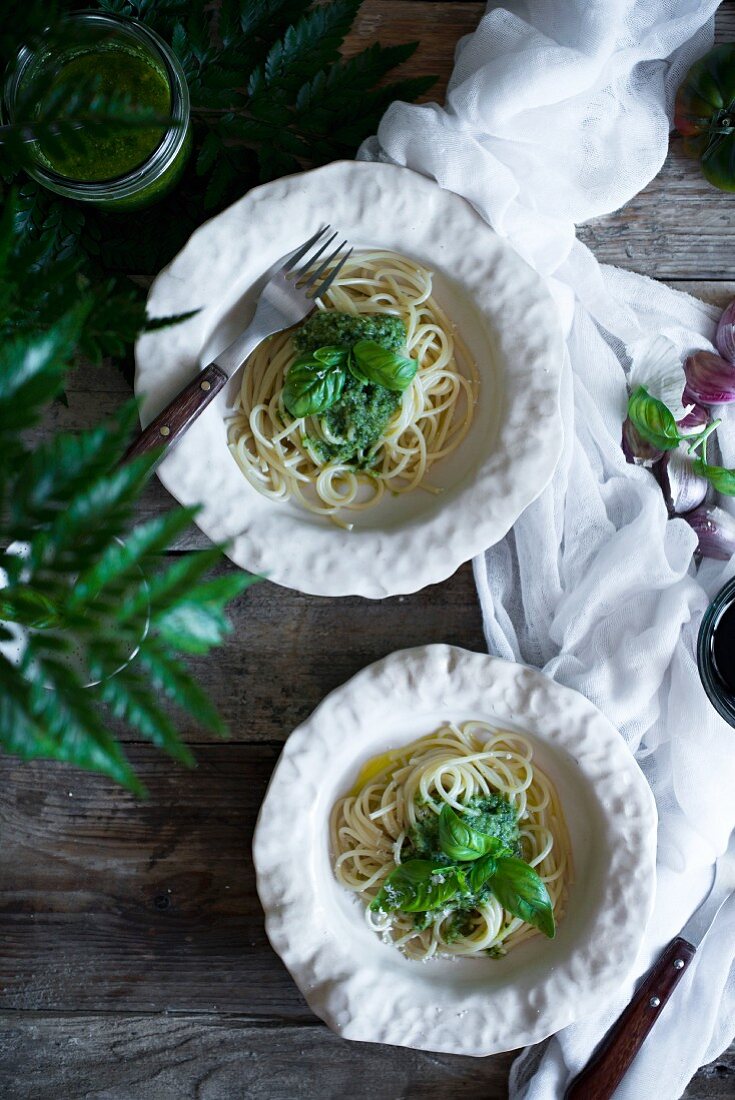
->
{"left": 438, "top": 804, "right": 506, "bottom": 862}
{"left": 370, "top": 859, "right": 464, "bottom": 914}
{"left": 693, "top": 458, "right": 735, "bottom": 495}
{"left": 627, "top": 385, "right": 683, "bottom": 452}
{"left": 489, "top": 856, "right": 555, "bottom": 939}
{"left": 282, "top": 357, "right": 345, "bottom": 418}
{"left": 467, "top": 852, "right": 498, "bottom": 894}
{"left": 348, "top": 350, "right": 370, "bottom": 386}
{"left": 352, "top": 340, "right": 417, "bottom": 392}
{"left": 313, "top": 345, "right": 350, "bottom": 368}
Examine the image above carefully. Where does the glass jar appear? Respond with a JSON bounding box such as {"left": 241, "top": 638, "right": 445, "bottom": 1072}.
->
{"left": 4, "top": 11, "right": 191, "bottom": 210}
{"left": 697, "top": 575, "right": 735, "bottom": 728}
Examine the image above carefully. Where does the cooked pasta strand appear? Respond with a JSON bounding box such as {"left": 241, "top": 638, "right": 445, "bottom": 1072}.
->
{"left": 330, "top": 722, "right": 572, "bottom": 961}
{"left": 226, "top": 251, "right": 479, "bottom": 525}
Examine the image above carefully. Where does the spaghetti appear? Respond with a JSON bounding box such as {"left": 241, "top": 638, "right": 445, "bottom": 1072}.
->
{"left": 226, "top": 251, "right": 478, "bottom": 527}
{"left": 330, "top": 721, "right": 571, "bottom": 961}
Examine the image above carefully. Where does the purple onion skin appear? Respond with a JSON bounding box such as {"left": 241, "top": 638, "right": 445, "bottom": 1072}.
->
{"left": 684, "top": 350, "right": 735, "bottom": 406}
{"left": 659, "top": 449, "right": 709, "bottom": 515}
{"left": 686, "top": 504, "right": 735, "bottom": 560}
{"left": 716, "top": 300, "right": 735, "bottom": 363}
{"left": 678, "top": 400, "right": 709, "bottom": 432}
{"left": 621, "top": 416, "right": 663, "bottom": 466}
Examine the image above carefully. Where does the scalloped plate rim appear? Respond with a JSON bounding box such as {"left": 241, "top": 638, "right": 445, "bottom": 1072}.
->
{"left": 252, "top": 644, "right": 658, "bottom": 1056}
{"left": 135, "top": 161, "right": 564, "bottom": 597}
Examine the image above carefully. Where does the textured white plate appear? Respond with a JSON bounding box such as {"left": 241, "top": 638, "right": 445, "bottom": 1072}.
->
{"left": 135, "top": 162, "right": 564, "bottom": 597}
{"left": 253, "top": 645, "right": 657, "bottom": 1056}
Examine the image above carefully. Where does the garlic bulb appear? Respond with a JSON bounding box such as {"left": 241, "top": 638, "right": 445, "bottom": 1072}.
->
{"left": 686, "top": 504, "right": 735, "bottom": 560}
{"left": 684, "top": 351, "right": 735, "bottom": 406}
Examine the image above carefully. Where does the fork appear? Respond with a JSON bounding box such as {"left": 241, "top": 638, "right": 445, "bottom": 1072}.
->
{"left": 121, "top": 227, "right": 352, "bottom": 466}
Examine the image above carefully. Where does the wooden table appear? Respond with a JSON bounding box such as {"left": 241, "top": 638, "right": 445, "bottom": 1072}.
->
{"left": 3, "top": 3, "right": 735, "bottom": 1097}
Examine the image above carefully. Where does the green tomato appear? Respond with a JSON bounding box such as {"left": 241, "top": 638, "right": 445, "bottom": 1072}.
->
{"left": 675, "top": 44, "right": 735, "bottom": 192}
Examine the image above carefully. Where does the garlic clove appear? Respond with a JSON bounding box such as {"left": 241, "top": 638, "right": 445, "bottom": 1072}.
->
{"left": 658, "top": 446, "right": 709, "bottom": 515}
{"left": 684, "top": 350, "right": 735, "bottom": 406}
{"left": 685, "top": 504, "right": 735, "bottom": 560}
{"left": 622, "top": 416, "right": 663, "bottom": 467}
{"left": 678, "top": 399, "right": 709, "bottom": 432}
{"left": 715, "top": 300, "right": 735, "bottom": 364}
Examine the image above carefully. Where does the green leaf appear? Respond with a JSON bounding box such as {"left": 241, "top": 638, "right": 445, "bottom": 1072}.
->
{"left": 47, "top": 454, "right": 155, "bottom": 559}
{"left": 0, "top": 587, "right": 60, "bottom": 629}
{"left": 313, "top": 345, "right": 350, "bottom": 368}
{"left": 282, "top": 355, "right": 346, "bottom": 417}
{"left": 69, "top": 507, "right": 199, "bottom": 606}
{"left": 352, "top": 341, "right": 417, "bottom": 392}
{"left": 692, "top": 458, "right": 735, "bottom": 495}
{"left": 627, "top": 386, "right": 683, "bottom": 452}
{"left": 263, "top": 0, "right": 360, "bottom": 92}
{"left": 370, "top": 860, "right": 465, "bottom": 914}
{"left": 100, "top": 667, "right": 195, "bottom": 766}
{"left": 120, "top": 547, "right": 226, "bottom": 620}
{"left": 25, "top": 654, "right": 144, "bottom": 794}
{"left": 137, "top": 641, "right": 226, "bottom": 735}
{"left": 155, "top": 600, "right": 232, "bottom": 654}
{"left": 10, "top": 404, "right": 140, "bottom": 533}
{"left": 0, "top": 301, "right": 89, "bottom": 435}
{"left": 489, "top": 857, "right": 555, "bottom": 939}
{"left": 438, "top": 804, "right": 507, "bottom": 862}
{"left": 467, "top": 852, "right": 499, "bottom": 894}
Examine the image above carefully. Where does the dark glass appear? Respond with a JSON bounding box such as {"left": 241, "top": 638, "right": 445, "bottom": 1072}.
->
{"left": 698, "top": 576, "right": 735, "bottom": 727}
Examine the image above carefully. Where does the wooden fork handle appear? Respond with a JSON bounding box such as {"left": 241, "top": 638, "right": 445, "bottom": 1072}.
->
{"left": 564, "top": 937, "right": 696, "bottom": 1100}
{"left": 121, "top": 362, "right": 228, "bottom": 466}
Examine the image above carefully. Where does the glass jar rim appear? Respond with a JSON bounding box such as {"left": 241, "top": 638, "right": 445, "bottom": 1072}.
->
{"left": 697, "top": 574, "right": 735, "bottom": 728}
{"left": 3, "top": 9, "right": 190, "bottom": 202}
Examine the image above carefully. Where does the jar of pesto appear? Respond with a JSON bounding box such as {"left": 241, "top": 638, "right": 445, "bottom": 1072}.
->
{"left": 4, "top": 11, "right": 191, "bottom": 210}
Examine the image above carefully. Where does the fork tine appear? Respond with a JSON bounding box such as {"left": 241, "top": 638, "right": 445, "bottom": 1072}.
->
{"left": 281, "top": 226, "right": 330, "bottom": 273}
{"left": 292, "top": 230, "right": 339, "bottom": 279}
{"left": 301, "top": 241, "right": 350, "bottom": 296}
{"left": 306, "top": 246, "right": 353, "bottom": 300}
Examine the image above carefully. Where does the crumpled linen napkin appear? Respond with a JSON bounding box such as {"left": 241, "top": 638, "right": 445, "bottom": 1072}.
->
{"left": 359, "top": 2, "right": 735, "bottom": 1096}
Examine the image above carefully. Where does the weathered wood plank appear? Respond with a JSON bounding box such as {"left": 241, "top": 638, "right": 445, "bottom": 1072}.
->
{"left": 685, "top": 1046, "right": 735, "bottom": 1098}
{"left": 346, "top": 1, "right": 482, "bottom": 101}
{"left": 2, "top": 729, "right": 731, "bottom": 1090}
{"left": 177, "top": 561, "right": 486, "bottom": 744}
{"left": 0, "top": 744, "right": 304, "bottom": 1014}
{"left": 0, "top": 1013, "right": 515, "bottom": 1100}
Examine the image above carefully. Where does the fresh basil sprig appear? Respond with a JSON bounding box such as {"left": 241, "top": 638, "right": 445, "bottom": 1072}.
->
{"left": 467, "top": 851, "right": 499, "bottom": 893}
{"left": 351, "top": 340, "right": 417, "bottom": 392}
{"left": 692, "top": 458, "right": 735, "bottom": 495}
{"left": 371, "top": 803, "right": 556, "bottom": 939}
{"left": 282, "top": 347, "right": 348, "bottom": 418}
{"left": 282, "top": 340, "right": 417, "bottom": 420}
{"left": 489, "top": 856, "right": 556, "bottom": 939}
{"left": 627, "top": 385, "right": 717, "bottom": 454}
{"left": 438, "top": 804, "right": 506, "bottom": 862}
{"left": 370, "top": 860, "right": 466, "bottom": 913}
{"left": 628, "top": 386, "right": 688, "bottom": 451}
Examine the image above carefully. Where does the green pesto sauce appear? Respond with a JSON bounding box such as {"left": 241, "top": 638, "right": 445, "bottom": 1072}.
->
{"left": 405, "top": 795, "right": 522, "bottom": 942}
{"left": 295, "top": 311, "right": 407, "bottom": 467}
{"left": 407, "top": 794, "right": 521, "bottom": 864}
{"left": 36, "top": 45, "right": 170, "bottom": 182}
{"left": 294, "top": 310, "right": 406, "bottom": 355}
{"left": 310, "top": 375, "right": 401, "bottom": 468}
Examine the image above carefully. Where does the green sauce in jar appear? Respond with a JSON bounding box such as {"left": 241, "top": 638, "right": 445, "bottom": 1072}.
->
{"left": 35, "top": 44, "right": 171, "bottom": 182}
{"left": 5, "top": 12, "right": 191, "bottom": 209}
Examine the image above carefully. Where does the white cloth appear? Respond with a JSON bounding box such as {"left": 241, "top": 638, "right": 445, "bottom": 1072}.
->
{"left": 359, "top": 2, "right": 735, "bottom": 1097}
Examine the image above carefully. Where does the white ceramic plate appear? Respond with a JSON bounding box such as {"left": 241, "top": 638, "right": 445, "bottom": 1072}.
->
{"left": 135, "top": 161, "right": 564, "bottom": 597}
{"left": 253, "top": 645, "right": 657, "bottom": 1056}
